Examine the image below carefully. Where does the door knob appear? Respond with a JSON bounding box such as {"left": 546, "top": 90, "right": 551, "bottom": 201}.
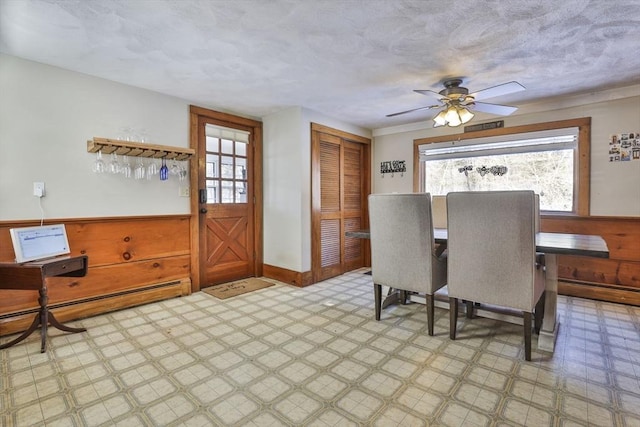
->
{"left": 200, "top": 208, "right": 208, "bottom": 214}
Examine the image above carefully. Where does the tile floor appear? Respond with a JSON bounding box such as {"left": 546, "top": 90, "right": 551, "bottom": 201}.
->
{"left": 1, "top": 269, "right": 639, "bottom": 426}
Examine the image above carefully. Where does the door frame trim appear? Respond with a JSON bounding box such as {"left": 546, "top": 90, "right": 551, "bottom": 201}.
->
{"left": 189, "top": 105, "right": 263, "bottom": 291}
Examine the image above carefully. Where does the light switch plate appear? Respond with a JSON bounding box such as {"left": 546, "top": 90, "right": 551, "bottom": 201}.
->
{"left": 179, "top": 186, "right": 190, "bottom": 197}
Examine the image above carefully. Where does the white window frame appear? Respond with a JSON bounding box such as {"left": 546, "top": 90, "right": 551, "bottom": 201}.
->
{"left": 412, "top": 118, "right": 591, "bottom": 216}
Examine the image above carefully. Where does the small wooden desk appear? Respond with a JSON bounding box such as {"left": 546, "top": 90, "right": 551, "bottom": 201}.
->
{"left": 0, "top": 255, "right": 88, "bottom": 353}
{"left": 346, "top": 229, "right": 609, "bottom": 352}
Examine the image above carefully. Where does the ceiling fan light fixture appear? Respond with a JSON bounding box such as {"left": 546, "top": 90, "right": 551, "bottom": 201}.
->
{"left": 433, "top": 110, "right": 447, "bottom": 127}
{"left": 444, "top": 106, "right": 462, "bottom": 127}
{"left": 432, "top": 105, "right": 474, "bottom": 127}
{"left": 458, "top": 106, "right": 474, "bottom": 123}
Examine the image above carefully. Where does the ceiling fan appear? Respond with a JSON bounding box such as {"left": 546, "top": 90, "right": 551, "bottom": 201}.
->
{"left": 387, "top": 78, "right": 525, "bottom": 127}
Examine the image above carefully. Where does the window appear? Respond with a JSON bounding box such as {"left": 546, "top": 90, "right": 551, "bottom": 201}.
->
{"left": 205, "top": 125, "right": 249, "bottom": 203}
{"left": 414, "top": 118, "right": 591, "bottom": 215}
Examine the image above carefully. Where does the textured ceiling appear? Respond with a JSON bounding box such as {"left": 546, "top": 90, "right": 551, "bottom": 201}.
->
{"left": 1, "top": 0, "right": 639, "bottom": 130}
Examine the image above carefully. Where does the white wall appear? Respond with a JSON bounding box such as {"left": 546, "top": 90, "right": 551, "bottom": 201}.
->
{"left": 1, "top": 54, "right": 372, "bottom": 274}
{"left": 372, "top": 93, "right": 640, "bottom": 217}
{"left": 263, "top": 107, "right": 371, "bottom": 272}
{"left": 0, "top": 54, "right": 191, "bottom": 220}
{"left": 263, "top": 107, "right": 306, "bottom": 271}
{"left": 7, "top": 53, "right": 633, "bottom": 277}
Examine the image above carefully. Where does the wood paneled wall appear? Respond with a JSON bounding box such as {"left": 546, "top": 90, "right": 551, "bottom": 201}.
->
{"left": 0, "top": 216, "right": 192, "bottom": 336}
{"left": 542, "top": 215, "right": 640, "bottom": 305}
{"left": 1, "top": 213, "right": 636, "bottom": 338}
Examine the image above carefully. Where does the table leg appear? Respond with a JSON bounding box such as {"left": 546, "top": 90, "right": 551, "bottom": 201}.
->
{"left": 0, "top": 313, "right": 40, "bottom": 350}
{"left": 381, "top": 287, "right": 400, "bottom": 309}
{"left": 48, "top": 313, "right": 86, "bottom": 334}
{"left": 0, "top": 287, "right": 85, "bottom": 353}
{"left": 39, "top": 287, "right": 48, "bottom": 353}
{"left": 538, "top": 253, "right": 559, "bottom": 352}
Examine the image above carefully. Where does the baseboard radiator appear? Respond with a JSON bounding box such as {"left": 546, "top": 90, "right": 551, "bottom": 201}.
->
{"left": 0, "top": 278, "right": 191, "bottom": 337}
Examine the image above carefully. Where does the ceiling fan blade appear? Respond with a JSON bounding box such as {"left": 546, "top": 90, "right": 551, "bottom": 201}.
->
{"left": 470, "top": 102, "right": 518, "bottom": 116}
{"left": 470, "top": 81, "right": 525, "bottom": 101}
{"left": 386, "top": 104, "right": 441, "bottom": 117}
{"left": 414, "top": 89, "right": 445, "bottom": 98}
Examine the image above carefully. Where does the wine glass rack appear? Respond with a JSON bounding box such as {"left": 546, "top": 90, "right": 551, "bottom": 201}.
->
{"left": 87, "top": 137, "right": 194, "bottom": 161}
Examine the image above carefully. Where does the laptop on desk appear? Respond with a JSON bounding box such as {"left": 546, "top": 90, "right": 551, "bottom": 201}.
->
{"left": 9, "top": 224, "right": 71, "bottom": 263}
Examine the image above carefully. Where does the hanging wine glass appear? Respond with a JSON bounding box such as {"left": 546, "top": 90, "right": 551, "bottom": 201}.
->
{"left": 178, "top": 162, "right": 188, "bottom": 181}
{"left": 108, "top": 153, "right": 120, "bottom": 174}
{"left": 146, "top": 157, "right": 158, "bottom": 180}
{"left": 92, "top": 151, "right": 105, "bottom": 173}
{"left": 134, "top": 158, "right": 146, "bottom": 180}
{"left": 121, "top": 156, "right": 132, "bottom": 178}
{"left": 169, "top": 159, "right": 180, "bottom": 176}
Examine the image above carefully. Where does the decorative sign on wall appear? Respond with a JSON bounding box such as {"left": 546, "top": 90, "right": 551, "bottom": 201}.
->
{"left": 464, "top": 120, "right": 504, "bottom": 133}
{"left": 380, "top": 160, "right": 406, "bottom": 177}
{"left": 609, "top": 132, "right": 640, "bottom": 162}
{"left": 458, "top": 164, "right": 508, "bottom": 177}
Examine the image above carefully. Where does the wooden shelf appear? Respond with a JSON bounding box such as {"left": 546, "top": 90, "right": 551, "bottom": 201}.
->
{"left": 87, "top": 137, "right": 194, "bottom": 161}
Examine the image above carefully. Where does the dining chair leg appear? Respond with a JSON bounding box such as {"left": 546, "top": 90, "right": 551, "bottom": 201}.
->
{"left": 524, "top": 312, "right": 532, "bottom": 361}
{"left": 449, "top": 297, "right": 458, "bottom": 340}
{"left": 426, "top": 294, "right": 435, "bottom": 336}
{"left": 465, "top": 300, "right": 474, "bottom": 319}
{"left": 534, "top": 291, "right": 546, "bottom": 334}
{"left": 374, "top": 284, "right": 382, "bottom": 321}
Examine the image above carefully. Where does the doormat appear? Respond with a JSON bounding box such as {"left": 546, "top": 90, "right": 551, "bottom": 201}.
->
{"left": 202, "top": 278, "right": 275, "bottom": 300}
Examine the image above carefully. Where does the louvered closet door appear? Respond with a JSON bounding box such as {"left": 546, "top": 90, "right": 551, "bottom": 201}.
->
{"left": 318, "top": 134, "right": 343, "bottom": 281}
{"left": 342, "top": 141, "right": 365, "bottom": 272}
{"left": 312, "top": 130, "right": 367, "bottom": 282}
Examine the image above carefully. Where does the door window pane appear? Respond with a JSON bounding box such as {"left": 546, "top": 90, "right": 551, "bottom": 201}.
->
{"left": 206, "top": 136, "right": 219, "bottom": 153}
{"left": 221, "top": 180, "right": 234, "bottom": 203}
{"left": 206, "top": 154, "right": 218, "bottom": 178}
{"left": 206, "top": 179, "right": 219, "bottom": 203}
{"left": 235, "top": 158, "right": 247, "bottom": 179}
{"left": 236, "top": 182, "right": 248, "bottom": 203}
{"left": 236, "top": 141, "right": 247, "bottom": 157}
{"left": 221, "top": 156, "right": 234, "bottom": 179}
{"left": 221, "top": 139, "right": 233, "bottom": 154}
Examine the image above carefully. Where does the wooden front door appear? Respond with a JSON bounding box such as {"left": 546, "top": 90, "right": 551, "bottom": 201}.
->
{"left": 190, "top": 107, "right": 263, "bottom": 289}
{"left": 311, "top": 124, "right": 370, "bottom": 283}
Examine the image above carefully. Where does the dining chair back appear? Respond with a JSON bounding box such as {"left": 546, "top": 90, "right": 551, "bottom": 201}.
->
{"left": 535, "top": 193, "right": 540, "bottom": 232}
{"left": 368, "top": 193, "right": 447, "bottom": 335}
{"left": 446, "top": 190, "right": 545, "bottom": 360}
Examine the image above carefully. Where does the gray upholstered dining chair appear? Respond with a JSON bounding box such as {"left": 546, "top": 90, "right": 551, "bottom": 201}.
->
{"left": 368, "top": 193, "right": 448, "bottom": 336}
{"left": 446, "top": 190, "right": 545, "bottom": 361}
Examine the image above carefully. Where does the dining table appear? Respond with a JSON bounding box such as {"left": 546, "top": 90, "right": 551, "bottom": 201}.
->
{"left": 346, "top": 228, "right": 609, "bottom": 353}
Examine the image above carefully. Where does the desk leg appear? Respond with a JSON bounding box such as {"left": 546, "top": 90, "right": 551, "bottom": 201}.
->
{"left": 42, "top": 282, "right": 86, "bottom": 351}
{"left": 48, "top": 313, "right": 86, "bottom": 334}
{"left": 0, "top": 287, "right": 86, "bottom": 353}
{"left": 538, "top": 253, "right": 559, "bottom": 352}
{"left": 39, "top": 287, "right": 48, "bottom": 353}
{"left": 0, "top": 313, "right": 41, "bottom": 350}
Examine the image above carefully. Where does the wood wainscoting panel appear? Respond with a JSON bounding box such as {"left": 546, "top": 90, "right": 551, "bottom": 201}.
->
{"left": 542, "top": 215, "right": 640, "bottom": 305}
{"left": 0, "top": 215, "right": 192, "bottom": 337}
{"left": 559, "top": 281, "right": 640, "bottom": 306}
